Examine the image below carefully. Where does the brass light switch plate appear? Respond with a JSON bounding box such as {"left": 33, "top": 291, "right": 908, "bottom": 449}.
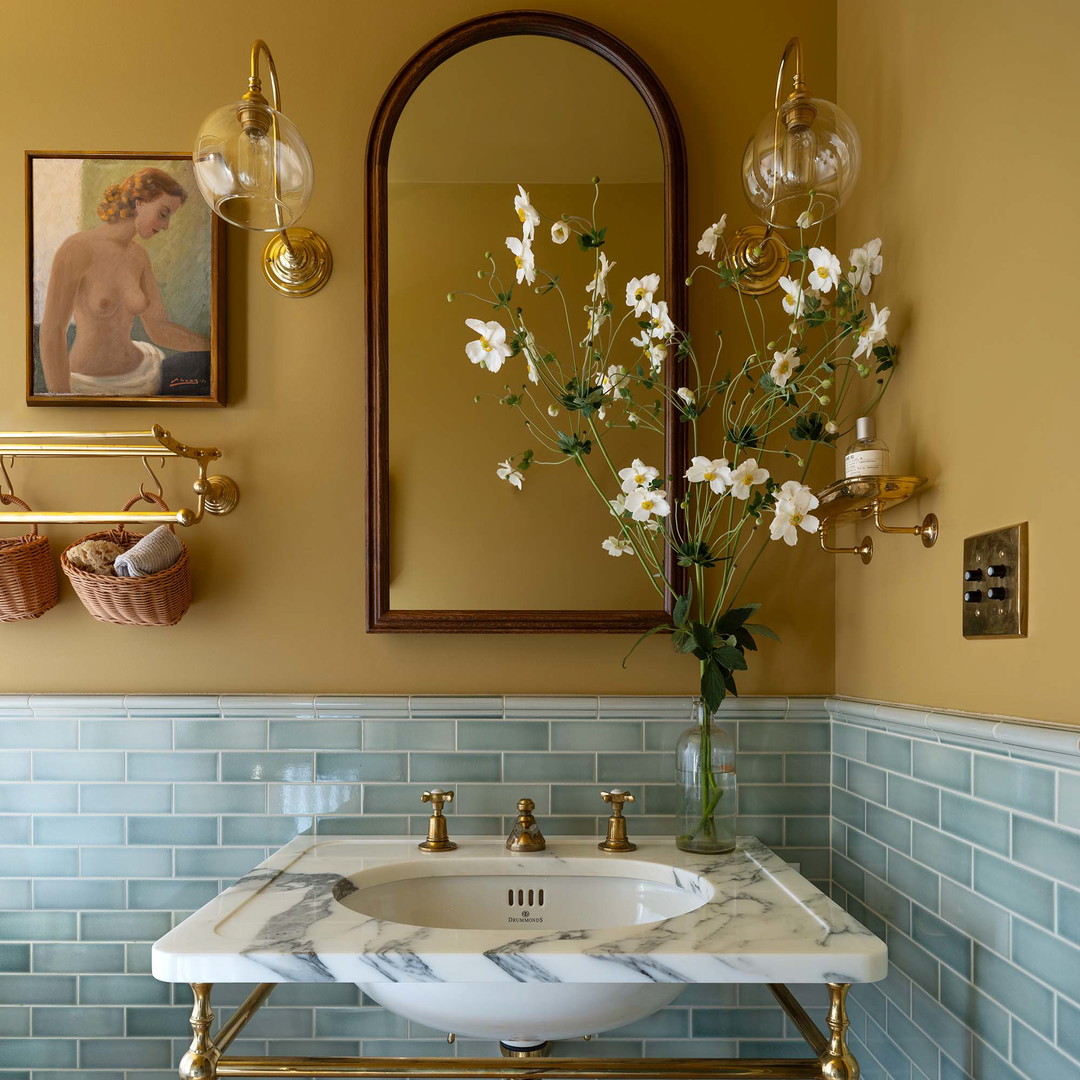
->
{"left": 962, "top": 523, "right": 1028, "bottom": 638}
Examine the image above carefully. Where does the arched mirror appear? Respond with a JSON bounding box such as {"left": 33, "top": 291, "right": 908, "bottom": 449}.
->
{"left": 367, "top": 11, "right": 687, "bottom": 632}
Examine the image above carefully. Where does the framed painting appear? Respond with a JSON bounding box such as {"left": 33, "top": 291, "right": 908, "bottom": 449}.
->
{"left": 26, "top": 151, "right": 225, "bottom": 406}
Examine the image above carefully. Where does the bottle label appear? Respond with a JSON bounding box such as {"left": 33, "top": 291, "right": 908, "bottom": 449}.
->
{"left": 845, "top": 450, "right": 887, "bottom": 477}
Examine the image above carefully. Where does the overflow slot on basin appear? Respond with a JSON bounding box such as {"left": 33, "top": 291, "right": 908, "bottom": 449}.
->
{"left": 507, "top": 888, "right": 545, "bottom": 908}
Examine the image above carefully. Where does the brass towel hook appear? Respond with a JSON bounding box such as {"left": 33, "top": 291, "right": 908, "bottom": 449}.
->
{"left": 0, "top": 457, "right": 14, "bottom": 502}
{"left": 139, "top": 456, "right": 165, "bottom": 501}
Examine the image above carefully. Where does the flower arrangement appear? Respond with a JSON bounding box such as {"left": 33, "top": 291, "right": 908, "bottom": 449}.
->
{"left": 455, "top": 182, "right": 896, "bottom": 849}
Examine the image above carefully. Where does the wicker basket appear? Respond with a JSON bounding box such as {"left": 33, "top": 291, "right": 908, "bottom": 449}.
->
{"left": 60, "top": 493, "right": 191, "bottom": 627}
{"left": 0, "top": 495, "right": 59, "bottom": 622}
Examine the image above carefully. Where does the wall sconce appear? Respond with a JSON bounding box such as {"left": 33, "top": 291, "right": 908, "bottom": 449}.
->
{"left": 729, "top": 37, "right": 861, "bottom": 294}
{"left": 192, "top": 40, "right": 332, "bottom": 297}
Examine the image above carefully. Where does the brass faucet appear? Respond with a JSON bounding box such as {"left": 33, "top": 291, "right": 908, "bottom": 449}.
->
{"left": 598, "top": 789, "right": 637, "bottom": 852}
{"left": 506, "top": 798, "right": 545, "bottom": 852}
{"left": 418, "top": 789, "right": 457, "bottom": 852}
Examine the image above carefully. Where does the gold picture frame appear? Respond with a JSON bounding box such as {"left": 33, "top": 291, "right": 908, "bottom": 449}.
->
{"left": 26, "top": 151, "right": 225, "bottom": 407}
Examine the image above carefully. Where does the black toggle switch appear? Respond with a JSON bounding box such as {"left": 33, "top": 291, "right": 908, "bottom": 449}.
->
{"left": 987, "top": 565, "right": 1009, "bottom": 578}
{"left": 964, "top": 569, "right": 983, "bottom": 582}
{"left": 987, "top": 587, "right": 1009, "bottom": 601}
{"left": 964, "top": 590, "right": 983, "bottom": 603}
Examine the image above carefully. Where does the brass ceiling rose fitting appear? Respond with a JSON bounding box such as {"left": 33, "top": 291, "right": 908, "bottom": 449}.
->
{"left": 728, "top": 224, "right": 789, "bottom": 295}
{"left": 262, "top": 227, "right": 333, "bottom": 297}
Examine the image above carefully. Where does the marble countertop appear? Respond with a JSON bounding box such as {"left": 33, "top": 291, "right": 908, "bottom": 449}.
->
{"left": 152, "top": 836, "right": 886, "bottom": 986}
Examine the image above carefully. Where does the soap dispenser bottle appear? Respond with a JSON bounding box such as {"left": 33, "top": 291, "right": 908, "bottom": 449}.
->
{"left": 844, "top": 416, "right": 890, "bottom": 478}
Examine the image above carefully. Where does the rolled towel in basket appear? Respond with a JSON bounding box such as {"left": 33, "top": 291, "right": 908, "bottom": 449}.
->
{"left": 113, "top": 526, "right": 184, "bottom": 578}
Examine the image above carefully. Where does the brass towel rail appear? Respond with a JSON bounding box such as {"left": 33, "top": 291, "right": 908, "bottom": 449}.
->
{"left": 0, "top": 425, "right": 239, "bottom": 526}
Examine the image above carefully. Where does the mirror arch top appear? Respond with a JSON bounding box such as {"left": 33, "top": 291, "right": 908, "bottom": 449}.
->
{"left": 367, "top": 9, "right": 688, "bottom": 633}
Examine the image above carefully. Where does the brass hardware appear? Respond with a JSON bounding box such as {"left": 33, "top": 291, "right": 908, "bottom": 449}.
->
{"left": 446, "top": 1034, "right": 456, "bottom": 1045}
{"left": 0, "top": 426, "right": 238, "bottom": 526}
{"left": 499, "top": 1042, "right": 551, "bottom": 1059}
{"left": 729, "top": 224, "right": 790, "bottom": 295}
{"left": 963, "top": 522, "right": 1028, "bottom": 639}
{"left": 506, "top": 797, "right": 545, "bottom": 852}
{"left": 598, "top": 789, "right": 637, "bottom": 852}
{"left": 179, "top": 983, "right": 220, "bottom": 1080}
{"left": 216, "top": 985, "right": 276, "bottom": 1054}
{"left": 819, "top": 520, "right": 874, "bottom": 564}
{"left": 871, "top": 505, "right": 938, "bottom": 548}
{"left": 263, "top": 227, "right": 334, "bottom": 297}
{"left": 418, "top": 789, "right": 457, "bottom": 852}
{"left": 139, "top": 456, "right": 165, "bottom": 501}
{"left": 819, "top": 983, "right": 858, "bottom": 1080}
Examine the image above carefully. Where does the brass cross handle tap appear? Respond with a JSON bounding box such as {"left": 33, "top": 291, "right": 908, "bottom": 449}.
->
{"left": 599, "top": 789, "right": 637, "bottom": 852}
{"left": 506, "top": 797, "right": 546, "bottom": 852}
{"left": 418, "top": 789, "right": 457, "bottom": 852}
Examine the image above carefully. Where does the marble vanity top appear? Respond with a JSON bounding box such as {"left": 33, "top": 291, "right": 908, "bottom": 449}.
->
{"left": 151, "top": 836, "right": 886, "bottom": 986}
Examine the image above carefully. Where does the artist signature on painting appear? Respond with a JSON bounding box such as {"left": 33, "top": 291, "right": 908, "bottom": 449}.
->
{"left": 168, "top": 377, "right": 202, "bottom": 388}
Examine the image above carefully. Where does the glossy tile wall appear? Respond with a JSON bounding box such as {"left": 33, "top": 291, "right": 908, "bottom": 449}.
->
{"left": 0, "top": 694, "right": 831, "bottom": 1079}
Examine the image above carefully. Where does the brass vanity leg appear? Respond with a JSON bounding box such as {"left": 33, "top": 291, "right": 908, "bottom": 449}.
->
{"left": 819, "top": 982, "right": 858, "bottom": 1080}
{"left": 179, "top": 983, "right": 220, "bottom": 1080}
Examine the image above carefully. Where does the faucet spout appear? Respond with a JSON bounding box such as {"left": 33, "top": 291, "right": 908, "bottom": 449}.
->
{"left": 506, "top": 798, "right": 545, "bottom": 852}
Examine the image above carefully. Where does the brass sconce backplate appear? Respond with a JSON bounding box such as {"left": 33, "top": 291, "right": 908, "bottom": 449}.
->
{"left": 728, "top": 225, "right": 789, "bottom": 295}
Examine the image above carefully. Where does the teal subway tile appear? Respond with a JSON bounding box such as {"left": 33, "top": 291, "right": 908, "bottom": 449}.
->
{"left": 0, "top": 816, "right": 29, "bottom": 844}
{"left": 32, "top": 943, "right": 124, "bottom": 973}
{"left": 0, "top": 944, "right": 29, "bottom": 971}
{"left": 0, "top": 1005, "right": 28, "bottom": 1035}
{"left": 175, "top": 783, "right": 265, "bottom": 814}
{"left": 866, "top": 732, "right": 913, "bottom": 774}
{"left": 316, "top": 695, "right": 408, "bottom": 720}
{"left": 220, "top": 695, "right": 316, "bottom": 719}
{"left": 459, "top": 721, "right": 548, "bottom": 751}
{"left": 222, "top": 752, "right": 312, "bottom": 783}
{"left": 739, "top": 784, "right": 829, "bottom": 816}
{"left": 738, "top": 721, "right": 829, "bottom": 752}
{"left": 887, "top": 775, "right": 940, "bottom": 827}
{"left": 33, "top": 752, "right": 125, "bottom": 781}
{"left": 82, "top": 847, "right": 172, "bottom": 878}
{"left": 734, "top": 754, "right": 784, "bottom": 783}
{"left": 315, "top": 816, "right": 407, "bottom": 837}
{"left": 220, "top": 816, "right": 312, "bottom": 846}
{"left": 911, "top": 906, "right": 970, "bottom": 977}
{"left": 123, "top": 694, "right": 221, "bottom": 717}
{"left": 0, "top": 784, "right": 76, "bottom": 814}
{"left": 269, "top": 720, "right": 361, "bottom": 750}
{"left": 126, "top": 942, "right": 154, "bottom": 973}
{"left": 409, "top": 695, "right": 502, "bottom": 718}
{"left": 848, "top": 762, "right": 888, "bottom": 804}
{"left": 0, "top": 1037, "right": 76, "bottom": 1068}
{"left": 866, "top": 804, "right": 912, "bottom": 854}
{"left": 912, "top": 985, "right": 972, "bottom": 1069}
{"left": 174, "top": 847, "right": 266, "bottom": 878}
{"left": 833, "top": 723, "right": 867, "bottom": 762}
{"left": 315, "top": 1009, "right": 409, "bottom": 1038}
{"left": 34, "top": 815, "right": 124, "bottom": 846}
{"left": 34, "top": 879, "right": 124, "bottom": 910}
{"left": 362, "top": 721, "right": 454, "bottom": 751}
{"left": 505, "top": 696, "right": 597, "bottom": 720}
{"left": 31, "top": 697, "right": 126, "bottom": 717}
{"left": 940, "top": 880, "right": 1010, "bottom": 955}
{"left": 266, "top": 784, "right": 360, "bottom": 816}
{"left": 847, "top": 831, "right": 887, "bottom": 878}
{"left": 597, "top": 753, "right": 676, "bottom": 784}
{"left": 784, "top": 753, "right": 830, "bottom": 784}
{"left": 1061, "top": 770, "right": 1080, "bottom": 830}
{"left": 1013, "top": 1020, "right": 1080, "bottom": 1080}
{"left": 175, "top": 719, "right": 266, "bottom": 750}
{"left": 1012, "top": 918, "right": 1080, "bottom": 1001}
{"left": 609, "top": 1008, "right": 689, "bottom": 1038}
{"left": 126, "top": 1005, "right": 207, "bottom": 1036}
{"left": 524, "top": 816, "right": 596, "bottom": 836}
{"left": 970, "top": 1039, "right": 1024, "bottom": 1080}
{"left": 81, "top": 975, "right": 169, "bottom": 1005}
{"left": 973, "top": 755, "right": 1055, "bottom": 819}
{"left": 785, "top": 816, "right": 830, "bottom": 847}
{"left": 780, "top": 848, "right": 830, "bottom": 880}
{"left": 554, "top": 721, "right": 642, "bottom": 751}
{"left": 79, "top": 1039, "right": 173, "bottom": 1069}
{"left": 453, "top": 784, "right": 549, "bottom": 816}
{"left": 504, "top": 753, "right": 595, "bottom": 783}
{"left": 642, "top": 1039, "right": 737, "bottom": 1058}
{"left": 1061, "top": 885, "right": 1080, "bottom": 947}
{"left": 642, "top": 784, "right": 678, "bottom": 815}
{"left": 553, "top": 1038, "right": 644, "bottom": 1058}
{"left": 941, "top": 792, "right": 1010, "bottom": 854}
{"left": 0, "top": 913, "right": 75, "bottom": 941}
{"left": 0, "top": 751, "right": 29, "bottom": 780}
{"left": 737, "top": 816, "right": 784, "bottom": 846}
{"left": 911, "top": 741, "right": 972, "bottom": 793}
{"left": 911, "top": 823, "right": 972, "bottom": 886}
{"left": 974, "top": 850, "right": 1054, "bottom": 928}
{"left": 973, "top": 942, "right": 1053, "bottom": 1037}
{"left": 864, "top": 876, "right": 911, "bottom": 934}
{"left": 0, "top": 881, "right": 31, "bottom": 909}
{"left": 413, "top": 813, "right": 502, "bottom": 835}
{"left": 832, "top": 789, "right": 866, "bottom": 830}
{"left": 409, "top": 752, "right": 500, "bottom": 782}
{"left": 1012, "top": 814, "right": 1080, "bottom": 888}
{"left": 885, "top": 928, "right": 938, "bottom": 998}
{"left": 551, "top": 785, "right": 609, "bottom": 815}
{"left": 361, "top": 785, "right": 427, "bottom": 815}
{"left": 129, "top": 752, "right": 219, "bottom": 782}
{"left": 875, "top": 965, "right": 912, "bottom": 1014}
{"left": 128, "top": 880, "right": 221, "bottom": 910}
{"left": 128, "top": 816, "right": 218, "bottom": 846}
{"left": 0, "top": 848, "right": 77, "bottom": 877}
{"left": 81, "top": 784, "right": 171, "bottom": 814}
{"left": 221, "top": 1005, "right": 313, "bottom": 1039}
{"left": 884, "top": 1000, "right": 939, "bottom": 1079}
{"left": 887, "top": 850, "right": 940, "bottom": 912}
{"left": 262, "top": 1039, "right": 358, "bottom": 1056}
{"left": 833, "top": 752, "right": 848, "bottom": 785}
{"left": 599, "top": 696, "right": 692, "bottom": 721}
{"left": 0, "top": 975, "right": 75, "bottom": 1004}
{"left": 80, "top": 912, "right": 171, "bottom": 941}
{"left": 267, "top": 984, "right": 361, "bottom": 1006}
{"left": 677, "top": 984, "right": 738, "bottom": 1006}
{"left": 32, "top": 1005, "right": 124, "bottom": 1036}
{"left": 313, "top": 753, "right": 406, "bottom": 782}
{"left": 80, "top": 720, "right": 171, "bottom": 750}
{"left": 0, "top": 720, "right": 76, "bottom": 749}
{"left": 731, "top": 1040, "right": 808, "bottom": 1060}
{"left": 1059, "top": 997, "right": 1080, "bottom": 1063}
{"left": 643, "top": 721, "right": 687, "bottom": 752}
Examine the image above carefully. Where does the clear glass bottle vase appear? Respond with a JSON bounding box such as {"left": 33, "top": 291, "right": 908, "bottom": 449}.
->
{"left": 675, "top": 699, "right": 737, "bottom": 854}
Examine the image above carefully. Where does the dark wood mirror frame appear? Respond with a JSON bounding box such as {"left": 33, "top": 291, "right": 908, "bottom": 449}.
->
{"left": 366, "top": 9, "right": 688, "bottom": 633}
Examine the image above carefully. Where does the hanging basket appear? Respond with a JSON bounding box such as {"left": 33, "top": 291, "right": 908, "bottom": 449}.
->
{"left": 61, "top": 493, "right": 191, "bottom": 627}
{"left": 0, "top": 495, "right": 59, "bottom": 622}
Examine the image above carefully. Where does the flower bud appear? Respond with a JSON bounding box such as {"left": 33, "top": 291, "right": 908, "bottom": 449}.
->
{"left": 547, "top": 405, "right": 559, "bottom": 417}
{"left": 591, "top": 175, "right": 600, "bottom": 184}
{"left": 821, "top": 378, "right": 833, "bottom": 388}
{"left": 818, "top": 395, "right": 830, "bottom": 405}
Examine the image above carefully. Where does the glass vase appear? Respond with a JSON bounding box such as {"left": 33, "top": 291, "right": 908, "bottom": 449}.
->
{"left": 675, "top": 699, "right": 736, "bottom": 854}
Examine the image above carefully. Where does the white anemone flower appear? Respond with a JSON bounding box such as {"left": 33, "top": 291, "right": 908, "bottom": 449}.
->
{"left": 550, "top": 220, "right": 571, "bottom": 245}
{"left": 586, "top": 252, "right": 615, "bottom": 301}
{"left": 728, "top": 458, "right": 769, "bottom": 500}
{"left": 514, "top": 184, "right": 540, "bottom": 239}
{"left": 796, "top": 209, "right": 817, "bottom": 229}
{"left": 625, "top": 273, "right": 660, "bottom": 317}
{"left": 778, "top": 275, "right": 806, "bottom": 318}
{"left": 853, "top": 303, "right": 891, "bottom": 359}
{"left": 465, "top": 319, "right": 513, "bottom": 373}
{"left": 627, "top": 412, "right": 640, "bottom": 427}
{"left": 602, "top": 365, "right": 628, "bottom": 396}
{"left": 808, "top": 246, "right": 842, "bottom": 293}
{"left": 580, "top": 307, "right": 608, "bottom": 346}
{"left": 676, "top": 387, "right": 695, "bottom": 406}
{"left": 770, "top": 348, "right": 801, "bottom": 388}
{"left": 696, "top": 215, "right": 727, "bottom": 257}
{"left": 848, "top": 238, "right": 883, "bottom": 296}
{"left": 770, "top": 486, "right": 820, "bottom": 546}
{"left": 625, "top": 486, "right": 670, "bottom": 521}
{"left": 497, "top": 459, "right": 524, "bottom": 490}
{"left": 618, "top": 458, "right": 659, "bottom": 494}
{"left": 647, "top": 341, "right": 668, "bottom": 371}
{"left": 505, "top": 235, "right": 536, "bottom": 286}
{"left": 685, "top": 456, "right": 731, "bottom": 494}
{"left": 602, "top": 536, "right": 634, "bottom": 557}
{"left": 609, "top": 493, "right": 629, "bottom": 517}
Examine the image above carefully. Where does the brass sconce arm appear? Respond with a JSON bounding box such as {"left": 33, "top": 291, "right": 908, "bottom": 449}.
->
{"left": 819, "top": 520, "right": 874, "bottom": 565}
{"left": 872, "top": 504, "right": 939, "bottom": 547}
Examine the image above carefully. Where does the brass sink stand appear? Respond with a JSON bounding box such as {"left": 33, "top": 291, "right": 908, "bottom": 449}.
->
{"left": 180, "top": 981, "right": 861, "bottom": 1080}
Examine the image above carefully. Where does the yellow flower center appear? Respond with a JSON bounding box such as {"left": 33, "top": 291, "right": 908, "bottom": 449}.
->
{"left": 641, "top": 500, "right": 654, "bottom": 511}
{"left": 635, "top": 474, "right": 646, "bottom": 484}
{"left": 816, "top": 267, "right": 829, "bottom": 278}
{"left": 741, "top": 476, "right": 752, "bottom": 486}
{"left": 480, "top": 338, "right": 492, "bottom": 352}
{"left": 703, "top": 471, "right": 715, "bottom": 481}
{"left": 635, "top": 287, "right": 646, "bottom": 300}
{"left": 517, "top": 207, "right": 527, "bottom": 223}
{"left": 779, "top": 361, "right": 790, "bottom": 375}
{"left": 514, "top": 255, "right": 523, "bottom": 269}
{"left": 792, "top": 513, "right": 803, "bottom": 526}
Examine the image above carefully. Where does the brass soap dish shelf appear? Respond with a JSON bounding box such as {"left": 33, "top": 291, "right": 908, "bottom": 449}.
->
{"left": 0, "top": 425, "right": 238, "bottom": 527}
{"left": 815, "top": 475, "right": 938, "bottom": 565}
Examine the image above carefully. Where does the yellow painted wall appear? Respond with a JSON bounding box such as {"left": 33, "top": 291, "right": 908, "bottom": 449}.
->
{"left": 0, "top": 0, "right": 837, "bottom": 694}
{"left": 835, "top": 0, "right": 1078, "bottom": 724}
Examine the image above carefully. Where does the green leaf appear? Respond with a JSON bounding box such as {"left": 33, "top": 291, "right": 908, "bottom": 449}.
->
{"left": 716, "top": 603, "right": 760, "bottom": 634}
{"left": 733, "top": 626, "right": 757, "bottom": 652}
{"left": 690, "top": 622, "right": 715, "bottom": 656}
{"left": 621, "top": 623, "right": 672, "bottom": 669}
{"left": 672, "top": 590, "right": 692, "bottom": 629}
{"left": 713, "top": 645, "right": 748, "bottom": 672}
{"left": 726, "top": 424, "right": 759, "bottom": 450}
{"left": 744, "top": 622, "right": 781, "bottom": 643}
{"left": 555, "top": 432, "right": 592, "bottom": 457}
{"left": 701, "top": 660, "right": 728, "bottom": 714}
{"left": 676, "top": 541, "right": 720, "bottom": 569}
{"left": 673, "top": 628, "right": 697, "bottom": 654}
